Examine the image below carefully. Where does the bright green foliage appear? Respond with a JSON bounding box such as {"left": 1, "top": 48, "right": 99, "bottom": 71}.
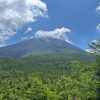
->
{"left": 0, "top": 54, "right": 99, "bottom": 100}
{"left": 89, "top": 39, "right": 100, "bottom": 99}
{"left": 89, "top": 39, "right": 100, "bottom": 75}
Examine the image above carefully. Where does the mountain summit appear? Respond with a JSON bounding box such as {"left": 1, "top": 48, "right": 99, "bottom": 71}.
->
{"left": 0, "top": 38, "right": 86, "bottom": 58}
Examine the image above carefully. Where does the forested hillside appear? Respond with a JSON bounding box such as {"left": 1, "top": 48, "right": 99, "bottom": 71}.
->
{"left": 0, "top": 52, "right": 99, "bottom": 100}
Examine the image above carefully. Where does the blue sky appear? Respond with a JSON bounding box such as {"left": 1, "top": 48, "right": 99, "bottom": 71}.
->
{"left": 0, "top": 0, "right": 100, "bottom": 51}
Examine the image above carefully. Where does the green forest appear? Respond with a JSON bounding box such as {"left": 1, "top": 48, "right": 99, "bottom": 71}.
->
{"left": 0, "top": 41, "right": 100, "bottom": 100}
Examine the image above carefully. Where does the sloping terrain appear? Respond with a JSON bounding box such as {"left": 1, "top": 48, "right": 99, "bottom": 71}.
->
{"left": 0, "top": 38, "right": 87, "bottom": 58}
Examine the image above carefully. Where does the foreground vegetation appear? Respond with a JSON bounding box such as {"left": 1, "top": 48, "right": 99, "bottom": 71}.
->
{"left": 0, "top": 40, "right": 100, "bottom": 100}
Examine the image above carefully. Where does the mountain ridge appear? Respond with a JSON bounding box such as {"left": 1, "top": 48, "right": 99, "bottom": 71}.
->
{"left": 0, "top": 38, "right": 87, "bottom": 58}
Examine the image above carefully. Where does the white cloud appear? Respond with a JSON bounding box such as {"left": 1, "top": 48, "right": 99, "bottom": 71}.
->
{"left": 86, "top": 47, "right": 100, "bottom": 54}
{"left": 96, "top": 6, "right": 100, "bottom": 14}
{"left": 0, "top": 42, "right": 6, "bottom": 47}
{"left": 29, "top": 36, "right": 34, "bottom": 39}
{"left": 27, "top": 27, "right": 32, "bottom": 32}
{"left": 24, "top": 27, "right": 32, "bottom": 34}
{"left": 86, "top": 49, "right": 95, "bottom": 53}
{"left": 21, "top": 35, "right": 33, "bottom": 41}
{"left": 95, "top": 1, "right": 100, "bottom": 14}
{"left": 91, "top": 39, "right": 97, "bottom": 43}
{"left": 86, "top": 39, "right": 98, "bottom": 53}
{"left": 21, "top": 36, "right": 28, "bottom": 40}
{"left": 34, "top": 27, "right": 72, "bottom": 44}
{"left": 0, "top": 0, "right": 47, "bottom": 45}
{"left": 96, "top": 24, "right": 100, "bottom": 32}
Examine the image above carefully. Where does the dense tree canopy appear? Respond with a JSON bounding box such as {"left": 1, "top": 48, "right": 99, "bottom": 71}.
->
{"left": 0, "top": 49, "right": 99, "bottom": 100}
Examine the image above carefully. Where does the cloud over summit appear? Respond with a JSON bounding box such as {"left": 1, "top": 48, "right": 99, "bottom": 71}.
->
{"left": 0, "top": 0, "right": 47, "bottom": 45}
{"left": 35, "top": 27, "right": 72, "bottom": 44}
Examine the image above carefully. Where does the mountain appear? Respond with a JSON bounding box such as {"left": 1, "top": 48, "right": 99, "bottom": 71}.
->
{"left": 0, "top": 38, "right": 90, "bottom": 58}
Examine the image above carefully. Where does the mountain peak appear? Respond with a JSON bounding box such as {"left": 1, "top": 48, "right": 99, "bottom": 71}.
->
{"left": 0, "top": 38, "right": 85, "bottom": 58}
